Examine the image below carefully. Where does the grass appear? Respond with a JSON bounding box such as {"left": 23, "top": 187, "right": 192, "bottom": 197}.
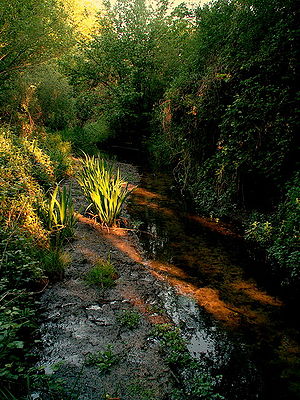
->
{"left": 39, "top": 248, "right": 71, "bottom": 281}
{"left": 85, "top": 257, "right": 117, "bottom": 288}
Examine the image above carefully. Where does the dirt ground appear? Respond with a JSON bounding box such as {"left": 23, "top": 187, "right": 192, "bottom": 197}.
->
{"left": 36, "top": 163, "right": 183, "bottom": 400}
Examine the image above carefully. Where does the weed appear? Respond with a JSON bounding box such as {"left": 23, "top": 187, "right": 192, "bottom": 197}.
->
{"left": 39, "top": 248, "right": 71, "bottom": 280}
{"left": 150, "top": 324, "right": 224, "bottom": 399}
{"left": 145, "top": 303, "right": 165, "bottom": 315}
{"left": 117, "top": 309, "right": 140, "bottom": 330}
{"left": 125, "top": 378, "right": 158, "bottom": 400}
{"left": 85, "top": 257, "right": 117, "bottom": 288}
{"left": 85, "top": 346, "right": 119, "bottom": 374}
{"left": 150, "top": 324, "right": 191, "bottom": 366}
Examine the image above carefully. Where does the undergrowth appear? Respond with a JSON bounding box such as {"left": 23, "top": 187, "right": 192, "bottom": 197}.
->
{"left": 0, "top": 125, "right": 74, "bottom": 397}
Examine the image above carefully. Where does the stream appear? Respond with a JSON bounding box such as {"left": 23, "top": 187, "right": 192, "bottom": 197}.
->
{"left": 108, "top": 145, "right": 300, "bottom": 400}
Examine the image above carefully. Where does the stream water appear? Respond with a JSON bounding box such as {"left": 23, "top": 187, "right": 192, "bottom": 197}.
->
{"left": 105, "top": 145, "right": 300, "bottom": 400}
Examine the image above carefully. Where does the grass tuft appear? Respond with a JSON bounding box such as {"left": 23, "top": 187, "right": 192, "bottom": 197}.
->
{"left": 85, "top": 257, "right": 117, "bottom": 288}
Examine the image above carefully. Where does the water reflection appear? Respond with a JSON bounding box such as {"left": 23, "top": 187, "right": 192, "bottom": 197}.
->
{"left": 126, "top": 171, "right": 300, "bottom": 400}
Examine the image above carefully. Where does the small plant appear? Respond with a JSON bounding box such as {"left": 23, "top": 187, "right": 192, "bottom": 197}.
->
{"left": 85, "top": 346, "right": 119, "bottom": 374}
{"left": 39, "top": 248, "right": 71, "bottom": 280}
{"left": 77, "top": 154, "right": 132, "bottom": 227}
{"left": 125, "top": 378, "right": 158, "bottom": 400}
{"left": 117, "top": 309, "right": 140, "bottom": 329}
{"left": 150, "top": 324, "right": 190, "bottom": 366}
{"left": 85, "top": 257, "right": 117, "bottom": 288}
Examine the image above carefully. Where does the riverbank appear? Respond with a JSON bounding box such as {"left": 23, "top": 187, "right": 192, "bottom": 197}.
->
{"left": 35, "top": 162, "right": 224, "bottom": 399}
{"left": 34, "top": 159, "right": 300, "bottom": 400}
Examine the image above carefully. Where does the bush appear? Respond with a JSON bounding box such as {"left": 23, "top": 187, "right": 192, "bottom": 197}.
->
{"left": 0, "top": 226, "right": 41, "bottom": 394}
{"left": 245, "top": 173, "right": 300, "bottom": 285}
{"left": 0, "top": 128, "right": 49, "bottom": 244}
{"left": 39, "top": 132, "right": 73, "bottom": 180}
{"left": 0, "top": 126, "right": 74, "bottom": 396}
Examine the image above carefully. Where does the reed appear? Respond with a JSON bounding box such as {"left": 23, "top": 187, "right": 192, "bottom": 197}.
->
{"left": 46, "top": 184, "right": 76, "bottom": 244}
{"left": 77, "top": 154, "right": 131, "bottom": 227}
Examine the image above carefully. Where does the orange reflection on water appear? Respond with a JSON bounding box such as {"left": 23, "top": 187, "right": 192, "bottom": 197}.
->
{"left": 187, "top": 215, "right": 240, "bottom": 238}
{"left": 78, "top": 212, "right": 282, "bottom": 328}
{"left": 148, "top": 261, "right": 239, "bottom": 326}
{"left": 133, "top": 197, "right": 176, "bottom": 217}
{"left": 231, "top": 281, "right": 283, "bottom": 307}
{"left": 134, "top": 187, "right": 167, "bottom": 201}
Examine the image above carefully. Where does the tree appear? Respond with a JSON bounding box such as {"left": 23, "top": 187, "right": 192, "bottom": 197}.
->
{"left": 64, "top": 0, "right": 194, "bottom": 141}
{"left": 0, "top": 0, "right": 74, "bottom": 81}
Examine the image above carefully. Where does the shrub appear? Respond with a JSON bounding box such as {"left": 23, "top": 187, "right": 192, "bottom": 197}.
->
{"left": 0, "top": 226, "right": 41, "bottom": 395}
{"left": 0, "top": 128, "right": 49, "bottom": 244}
{"left": 39, "top": 132, "right": 73, "bottom": 180}
{"left": 245, "top": 173, "right": 300, "bottom": 285}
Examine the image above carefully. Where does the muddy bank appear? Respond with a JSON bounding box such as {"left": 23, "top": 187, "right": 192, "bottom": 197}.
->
{"left": 36, "top": 164, "right": 174, "bottom": 399}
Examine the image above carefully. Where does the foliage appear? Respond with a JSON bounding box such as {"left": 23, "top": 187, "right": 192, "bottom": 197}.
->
{"left": 117, "top": 309, "right": 140, "bottom": 330}
{"left": 77, "top": 154, "right": 132, "bottom": 226}
{"left": 0, "top": 127, "right": 50, "bottom": 244}
{"left": 42, "top": 184, "right": 76, "bottom": 246}
{"left": 85, "top": 257, "right": 117, "bottom": 288}
{"left": 150, "top": 324, "right": 224, "bottom": 399}
{"left": 60, "top": 121, "right": 110, "bottom": 155}
{"left": 0, "top": 126, "right": 74, "bottom": 396}
{"left": 245, "top": 173, "right": 300, "bottom": 285}
{"left": 38, "top": 132, "right": 73, "bottom": 180}
{"left": 0, "top": 0, "right": 73, "bottom": 82}
{"left": 0, "top": 226, "right": 40, "bottom": 395}
{"left": 146, "top": 0, "right": 299, "bottom": 283}
{"left": 63, "top": 0, "right": 192, "bottom": 144}
{"left": 19, "top": 64, "right": 76, "bottom": 131}
{"left": 150, "top": 323, "right": 191, "bottom": 367}
{"left": 85, "top": 346, "right": 119, "bottom": 374}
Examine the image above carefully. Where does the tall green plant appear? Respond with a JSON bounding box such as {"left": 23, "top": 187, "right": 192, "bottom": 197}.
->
{"left": 77, "top": 154, "right": 132, "bottom": 227}
{"left": 46, "top": 184, "right": 76, "bottom": 244}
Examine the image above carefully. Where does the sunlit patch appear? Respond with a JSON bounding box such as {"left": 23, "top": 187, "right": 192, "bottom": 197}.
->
{"left": 148, "top": 260, "right": 190, "bottom": 280}
{"left": 77, "top": 211, "right": 283, "bottom": 329}
{"left": 77, "top": 245, "right": 101, "bottom": 264}
{"left": 186, "top": 215, "right": 240, "bottom": 238}
{"left": 133, "top": 187, "right": 167, "bottom": 201}
{"left": 133, "top": 197, "right": 176, "bottom": 217}
{"left": 194, "top": 287, "right": 240, "bottom": 325}
{"left": 231, "top": 281, "right": 283, "bottom": 307}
